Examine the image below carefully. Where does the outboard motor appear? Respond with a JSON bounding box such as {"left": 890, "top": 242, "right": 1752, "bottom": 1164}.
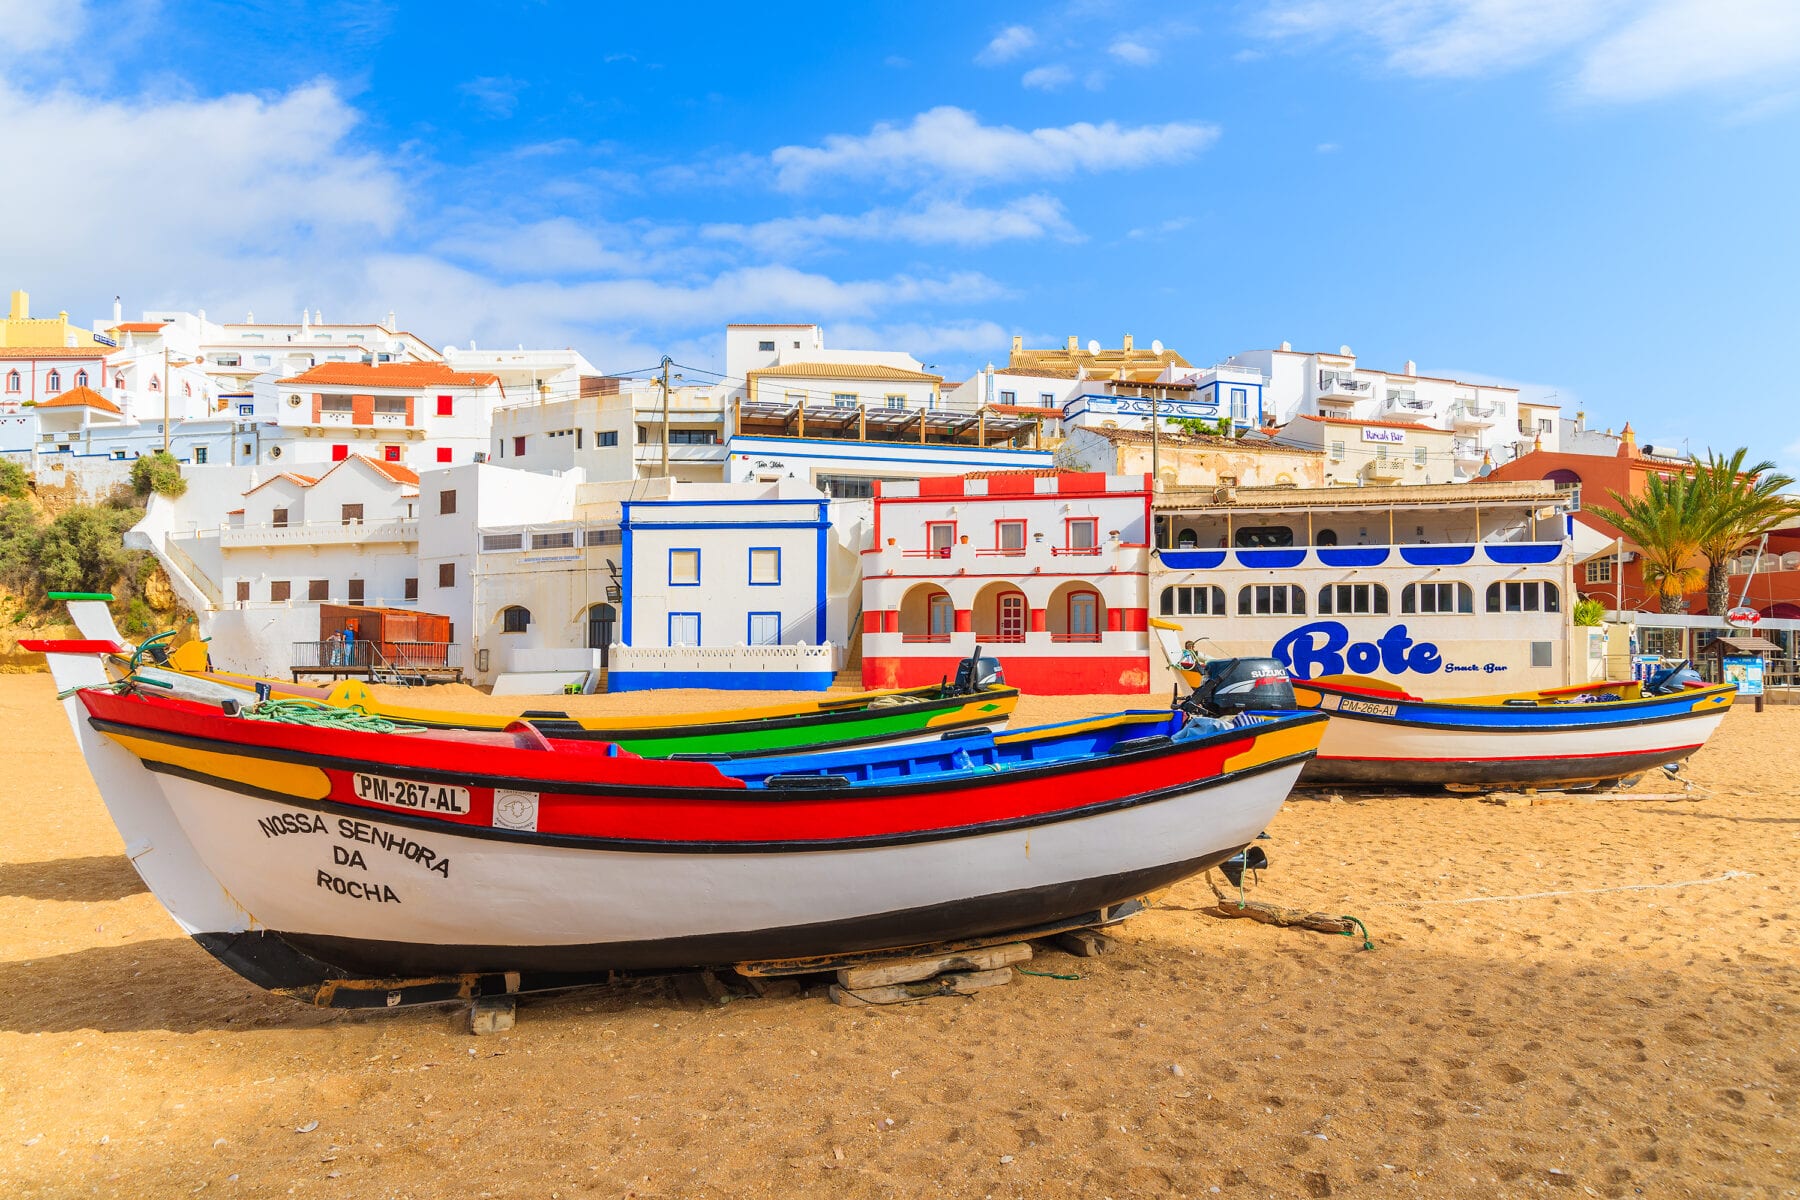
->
{"left": 1643, "top": 659, "right": 1704, "bottom": 696}
{"left": 950, "top": 645, "right": 1006, "bottom": 696}
{"left": 1181, "top": 657, "right": 1298, "bottom": 717}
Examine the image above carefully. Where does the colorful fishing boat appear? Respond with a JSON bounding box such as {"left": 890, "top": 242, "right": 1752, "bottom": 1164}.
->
{"left": 1152, "top": 619, "right": 1734, "bottom": 790}
{"left": 33, "top": 629, "right": 1326, "bottom": 1007}
{"left": 61, "top": 596, "right": 1021, "bottom": 757}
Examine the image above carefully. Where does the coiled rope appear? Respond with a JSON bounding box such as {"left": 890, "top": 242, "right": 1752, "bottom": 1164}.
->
{"left": 239, "top": 697, "right": 424, "bottom": 734}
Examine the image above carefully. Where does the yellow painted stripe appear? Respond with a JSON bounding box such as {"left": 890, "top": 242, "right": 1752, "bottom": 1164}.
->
{"left": 103, "top": 732, "right": 332, "bottom": 801}
{"left": 923, "top": 693, "right": 1020, "bottom": 728}
{"left": 1222, "top": 720, "right": 1326, "bottom": 774}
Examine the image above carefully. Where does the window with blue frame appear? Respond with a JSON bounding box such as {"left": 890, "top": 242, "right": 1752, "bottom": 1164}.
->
{"left": 669, "top": 549, "right": 700, "bottom": 586}
{"left": 1230, "top": 387, "right": 1249, "bottom": 423}
{"left": 669, "top": 613, "right": 700, "bottom": 646}
{"left": 748, "top": 612, "right": 781, "bottom": 645}
{"left": 748, "top": 547, "right": 780, "bottom": 585}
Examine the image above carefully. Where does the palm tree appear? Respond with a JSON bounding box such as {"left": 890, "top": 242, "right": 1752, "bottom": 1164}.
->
{"left": 1588, "top": 472, "right": 1708, "bottom": 614}
{"left": 1691, "top": 448, "right": 1796, "bottom": 615}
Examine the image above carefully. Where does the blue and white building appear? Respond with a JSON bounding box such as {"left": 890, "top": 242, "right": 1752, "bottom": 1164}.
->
{"left": 614, "top": 489, "right": 843, "bottom": 691}
{"left": 1063, "top": 363, "right": 1270, "bottom": 436}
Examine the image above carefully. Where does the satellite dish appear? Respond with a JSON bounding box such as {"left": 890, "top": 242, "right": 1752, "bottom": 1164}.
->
{"left": 1151, "top": 340, "right": 1164, "bottom": 355}
{"left": 1087, "top": 340, "right": 1100, "bottom": 355}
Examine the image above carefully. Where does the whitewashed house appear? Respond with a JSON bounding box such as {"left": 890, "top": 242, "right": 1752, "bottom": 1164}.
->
{"left": 259, "top": 361, "right": 507, "bottom": 472}
{"left": 861, "top": 471, "right": 1154, "bottom": 694}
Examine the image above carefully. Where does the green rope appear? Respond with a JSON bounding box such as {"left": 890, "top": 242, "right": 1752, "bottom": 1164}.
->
{"left": 1338, "top": 915, "right": 1375, "bottom": 951}
{"left": 129, "top": 629, "right": 178, "bottom": 671}
{"left": 240, "top": 698, "right": 423, "bottom": 734}
{"left": 1017, "top": 968, "right": 1081, "bottom": 980}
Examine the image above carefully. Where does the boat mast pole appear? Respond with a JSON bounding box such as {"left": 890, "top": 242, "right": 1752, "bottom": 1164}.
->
{"left": 1736, "top": 533, "right": 1768, "bottom": 610}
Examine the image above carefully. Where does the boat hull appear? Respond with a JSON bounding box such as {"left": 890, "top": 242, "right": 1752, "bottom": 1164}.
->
{"left": 1297, "top": 684, "right": 1734, "bottom": 789}
{"left": 63, "top": 679, "right": 1322, "bottom": 1000}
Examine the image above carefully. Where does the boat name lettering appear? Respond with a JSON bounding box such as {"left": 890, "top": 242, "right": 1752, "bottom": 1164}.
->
{"left": 352, "top": 773, "right": 471, "bottom": 816}
{"left": 315, "top": 869, "right": 400, "bottom": 904}
{"left": 336, "top": 817, "right": 452, "bottom": 877}
{"left": 1337, "top": 698, "right": 1398, "bottom": 717}
{"left": 257, "top": 811, "right": 327, "bottom": 839}
{"left": 1272, "top": 621, "right": 1442, "bottom": 679}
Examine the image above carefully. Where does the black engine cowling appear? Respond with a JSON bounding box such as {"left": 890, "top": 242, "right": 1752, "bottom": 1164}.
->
{"left": 951, "top": 645, "right": 1006, "bottom": 695}
{"left": 1183, "top": 657, "right": 1297, "bottom": 716}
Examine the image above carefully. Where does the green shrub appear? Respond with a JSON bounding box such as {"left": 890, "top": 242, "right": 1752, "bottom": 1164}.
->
{"left": 130, "top": 451, "right": 187, "bottom": 498}
{"left": 1572, "top": 597, "right": 1607, "bottom": 626}
{"left": 34, "top": 505, "right": 137, "bottom": 594}
{"left": 0, "top": 459, "right": 28, "bottom": 500}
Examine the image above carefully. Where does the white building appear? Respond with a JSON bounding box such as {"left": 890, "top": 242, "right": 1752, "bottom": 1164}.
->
{"left": 258, "top": 360, "right": 507, "bottom": 472}
{"left": 1225, "top": 343, "right": 1545, "bottom": 477}
{"left": 490, "top": 375, "right": 729, "bottom": 483}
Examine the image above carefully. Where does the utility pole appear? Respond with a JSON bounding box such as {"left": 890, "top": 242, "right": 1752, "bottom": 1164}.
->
{"left": 658, "top": 355, "right": 673, "bottom": 478}
{"left": 1150, "top": 387, "right": 1160, "bottom": 491}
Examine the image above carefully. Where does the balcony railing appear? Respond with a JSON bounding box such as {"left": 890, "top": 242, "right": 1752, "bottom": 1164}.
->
{"left": 1317, "top": 373, "right": 1373, "bottom": 396}
{"left": 904, "top": 547, "right": 955, "bottom": 558}
{"left": 974, "top": 547, "right": 1028, "bottom": 557}
{"left": 900, "top": 633, "right": 953, "bottom": 644}
{"left": 1050, "top": 545, "right": 1103, "bottom": 556}
{"left": 1049, "top": 632, "right": 1102, "bottom": 643}
{"left": 292, "top": 640, "right": 457, "bottom": 670}
{"left": 221, "top": 518, "right": 418, "bottom": 547}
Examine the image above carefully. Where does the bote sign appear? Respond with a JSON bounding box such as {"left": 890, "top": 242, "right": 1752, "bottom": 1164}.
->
{"left": 1361, "top": 427, "right": 1406, "bottom": 444}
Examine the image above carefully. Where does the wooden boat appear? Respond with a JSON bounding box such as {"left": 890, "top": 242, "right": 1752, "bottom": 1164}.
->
{"left": 62, "top": 597, "right": 1020, "bottom": 757}
{"left": 1151, "top": 619, "right": 1734, "bottom": 790}
{"left": 32, "top": 631, "right": 1325, "bottom": 1007}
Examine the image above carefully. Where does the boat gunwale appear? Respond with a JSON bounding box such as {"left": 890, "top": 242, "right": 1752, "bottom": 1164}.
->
{"left": 1298, "top": 681, "right": 1734, "bottom": 734}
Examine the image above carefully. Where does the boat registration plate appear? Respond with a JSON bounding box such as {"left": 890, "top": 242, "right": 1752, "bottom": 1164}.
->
{"left": 1337, "top": 698, "right": 1398, "bottom": 717}
{"left": 352, "top": 773, "right": 472, "bottom": 815}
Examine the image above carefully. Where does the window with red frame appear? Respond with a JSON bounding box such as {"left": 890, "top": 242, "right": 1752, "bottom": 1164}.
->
{"left": 436, "top": 447, "right": 452, "bottom": 463}
{"left": 513, "top": 436, "right": 526, "bottom": 456}
{"left": 384, "top": 445, "right": 401, "bottom": 462}
{"left": 331, "top": 444, "right": 348, "bottom": 461}
{"left": 1066, "top": 518, "right": 1099, "bottom": 551}
{"left": 436, "top": 395, "right": 453, "bottom": 416}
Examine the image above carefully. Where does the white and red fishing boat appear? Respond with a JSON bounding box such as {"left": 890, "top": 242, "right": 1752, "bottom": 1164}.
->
{"left": 32, "top": 603, "right": 1324, "bottom": 1008}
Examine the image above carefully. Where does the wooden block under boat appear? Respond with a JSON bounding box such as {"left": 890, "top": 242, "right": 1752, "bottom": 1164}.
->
{"left": 829, "top": 966, "right": 1016, "bottom": 1007}
{"left": 836, "top": 942, "right": 1031, "bottom": 989}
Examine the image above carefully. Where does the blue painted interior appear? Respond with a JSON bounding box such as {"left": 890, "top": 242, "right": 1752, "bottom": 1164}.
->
{"left": 1317, "top": 547, "right": 1390, "bottom": 567}
{"left": 1400, "top": 545, "right": 1476, "bottom": 566}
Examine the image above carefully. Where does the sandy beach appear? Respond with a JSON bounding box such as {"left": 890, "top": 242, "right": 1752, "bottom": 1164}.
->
{"left": 0, "top": 673, "right": 1794, "bottom": 1199}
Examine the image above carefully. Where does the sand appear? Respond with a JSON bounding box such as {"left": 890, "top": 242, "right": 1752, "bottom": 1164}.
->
{"left": 0, "top": 673, "right": 1795, "bottom": 1199}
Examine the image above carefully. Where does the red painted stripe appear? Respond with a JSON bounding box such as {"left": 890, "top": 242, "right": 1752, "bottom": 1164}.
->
{"left": 81, "top": 689, "right": 1259, "bottom": 843}
{"left": 20, "top": 639, "right": 126, "bottom": 654}
{"left": 1318, "top": 744, "right": 1703, "bottom": 765}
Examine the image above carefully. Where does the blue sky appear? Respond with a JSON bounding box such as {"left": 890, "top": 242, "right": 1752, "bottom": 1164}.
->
{"left": 3, "top": 1, "right": 1798, "bottom": 465}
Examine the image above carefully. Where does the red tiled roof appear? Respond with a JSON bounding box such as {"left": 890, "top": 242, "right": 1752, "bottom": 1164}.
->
{"left": 242, "top": 472, "right": 320, "bottom": 496}
{"left": 109, "top": 322, "right": 170, "bottom": 334}
{"left": 276, "top": 362, "right": 500, "bottom": 388}
{"left": 0, "top": 346, "right": 109, "bottom": 359}
{"left": 962, "top": 468, "right": 1065, "bottom": 480}
{"left": 36, "top": 386, "right": 121, "bottom": 414}
{"left": 1298, "top": 414, "right": 1441, "bottom": 432}
{"left": 226, "top": 508, "right": 245, "bottom": 515}
{"left": 359, "top": 457, "right": 419, "bottom": 485}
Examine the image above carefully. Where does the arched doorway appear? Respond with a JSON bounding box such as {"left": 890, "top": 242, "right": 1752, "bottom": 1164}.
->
{"left": 1047, "top": 580, "right": 1105, "bottom": 642}
{"left": 586, "top": 603, "right": 617, "bottom": 658}
{"left": 898, "top": 583, "right": 954, "bottom": 642}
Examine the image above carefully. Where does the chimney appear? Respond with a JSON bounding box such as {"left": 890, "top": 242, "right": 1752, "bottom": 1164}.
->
{"left": 1066, "top": 335, "right": 1079, "bottom": 352}
{"left": 112, "top": 296, "right": 122, "bottom": 324}
{"left": 1122, "top": 333, "right": 1134, "bottom": 351}
{"left": 8, "top": 290, "right": 26, "bottom": 320}
{"left": 1619, "top": 422, "right": 1637, "bottom": 458}
{"left": 1279, "top": 340, "right": 1292, "bottom": 352}
{"left": 1010, "top": 335, "right": 1022, "bottom": 356}
{"left": 387, "top": 310, "right": 396, "bottom": 329}
{"left": 1404, "top": 359, "right": 1416, "bottom": 376}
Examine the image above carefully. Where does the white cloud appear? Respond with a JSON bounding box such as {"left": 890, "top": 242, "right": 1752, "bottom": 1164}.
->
{"left": 1021, "top": 64, "right": 1074, "bottom": 91}
{"left": 1250, "top": 0, "right": 1800, "bottom": 102}
{"left": 770, "top": 106, "right": 1220, "bottom": 190}
{"left": 0, "top": 0, "right": 86, "bottom": 56}
{"left": 1126, "top": 216, "right": 1192, "bottom": 239}
{"left": 1577, "top": 0, "right": 1800, "bottom": 102}
{"left": 825, "top": 319, "right": 1014, "bottom": 363}
{"left": 976, "top": 25, "right": 1037, "bottom": 66}
{"left": 702, "top": 195, "right": 1080, "bottom": 255}
{"left": 458, "top": 75, "right": 527, "bottom": 118}
{"left": 1108, "top": 38, "right": 1157, "bottom": 65}
{"left": 431, "top": 217, "right": 651, "bottom": 276}
{"left": 1316, "top": 141, "right": 1340, "bottom": 153}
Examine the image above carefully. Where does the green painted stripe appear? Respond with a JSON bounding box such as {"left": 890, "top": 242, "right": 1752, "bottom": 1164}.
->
{"left": 48, "top": 591, "right": 115, "bottom": 602}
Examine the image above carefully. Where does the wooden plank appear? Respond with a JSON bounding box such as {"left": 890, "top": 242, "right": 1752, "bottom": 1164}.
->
{"left": 829, "top": 966, "right": 1015, "bottom": 1008}
{"left": 837, "top": 942, "right": 1030, "bottom": 989}
{"left": 1051, "top": 929, "right": 1115, "bottom": 958}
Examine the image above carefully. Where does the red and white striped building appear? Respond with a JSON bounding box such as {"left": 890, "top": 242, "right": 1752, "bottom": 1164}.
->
{"left": 861, "top": 472, "right": 1153, "bottom": 694}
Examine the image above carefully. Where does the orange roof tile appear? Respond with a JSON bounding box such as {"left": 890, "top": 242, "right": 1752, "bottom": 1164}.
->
{"left": 359, "top": 456, "right": 419, "bottom": 486}
{"left": 36, "top": 386, "right": 121, "bottom": 414}
{"left": 0, "top": 346, "right": 110, "bottom": 359}
{"left": 746, "top": 361, "right": 941, "bottom": 384}
{"left": 242, "top": 472, "right": 320, "bottom": 496}
{"left": 109, "top": 322, "right": 170, "bottom": 334}
{"left": 276, "top": 362, "right": 500, "bottom": 388}
{"left": 1298, "top": 414, "right": 1442, "bottom": 433}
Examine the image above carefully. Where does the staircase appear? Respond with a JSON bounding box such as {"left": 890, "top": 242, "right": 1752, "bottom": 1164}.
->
{"left": 829, "top": 616, "right": 865, "bottom": 690}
